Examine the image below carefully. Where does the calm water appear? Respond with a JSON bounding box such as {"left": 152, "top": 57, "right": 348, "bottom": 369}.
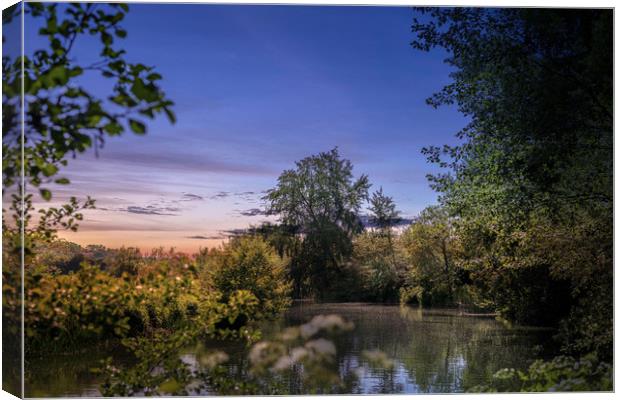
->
{"left": 25, "top": 303, "right": 554, "bottom": 396}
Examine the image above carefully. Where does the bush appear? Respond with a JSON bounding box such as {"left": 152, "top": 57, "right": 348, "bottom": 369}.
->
{"left": 104, "top": 246, "right": 142, "bottom": 277}
{"left": 202, "top": 236, "right": 292, "bottom": 320}
{"left": 471, "top": 354, "right": 612, "bottom": 392}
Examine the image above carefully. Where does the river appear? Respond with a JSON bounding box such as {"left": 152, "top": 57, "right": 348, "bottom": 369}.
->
{"left": 25, "top": 303, "right": 555, "bottom": 396}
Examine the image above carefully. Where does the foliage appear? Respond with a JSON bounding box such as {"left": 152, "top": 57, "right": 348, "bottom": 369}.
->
{"left": 10, "top": 237, "right": 295, "bottom": 353}
{"left": 265, "top": 148, "right": 370, "bottom": 298}
{"left": 202, "top": 236, "right": 291, "bottom": 321}
{"left": 352, "top": 231, "right": 404, "bottom": 302}
{"left": 98, "top": 313, "right": 356, "bottom": 396}
{"left": 104, "top": 246, "right": 142, "bottom": 277}
{"left": 367, "top": 187, "right": 401, "bottom": 231}
{"left": 3, "top": 3, "right": 175, "bottom": 197}
{"left": 471, "top": 354, "right": 612, "bottom": 392}
{"left": 411, "top": 8, "right": 612, "bottom": 356}
{"left": 98, "top": 291, "right": 262, "bottom": 396}
{"left": 34, "top": 239, "right": 84, "bottom": 273}
{"left": 399, "top": 206, "right": 459, "bottom": 306}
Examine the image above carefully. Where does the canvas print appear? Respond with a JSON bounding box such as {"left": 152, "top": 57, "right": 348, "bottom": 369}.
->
{"left": 2, "top": 2, "right": 613, "bottom": 397}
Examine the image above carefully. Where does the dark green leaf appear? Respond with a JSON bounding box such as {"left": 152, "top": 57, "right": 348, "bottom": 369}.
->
{"left": 129, "top": 119, "right": 146, "bottom": 134}
{"left": 40, "top": 188, "right": 52, "bottom": 201}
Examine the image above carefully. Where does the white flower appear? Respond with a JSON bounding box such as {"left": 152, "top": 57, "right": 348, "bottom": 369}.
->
{"left": 305, "top": 338, "right": 336, "bottom": 356}
{"left": 199, "top": 351, "right": 229, "bottom": 368}
{"left": 249, "top": 341, "right": 270, "bottom": 365}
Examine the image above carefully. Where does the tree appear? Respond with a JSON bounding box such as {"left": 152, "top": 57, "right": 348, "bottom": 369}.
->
{"left": 2, "top": 3, "right": 175, "bottom": 245}
{"left": 368, "top": 188, "right": 401, "bottom": 232}
{"left": 265, "top": 148, "right": 370, "bottom": 298}
{"left": 351, "top": 188, "right": 404, "bottom": 302}
{"left": 2, "top": 4, "right": 175, "bottom": 386}
{"left": 399, "top": 206, "right": 458, "bottom": 306}
{"left": 412, "top": 8, "right": 612, "bottom": 356}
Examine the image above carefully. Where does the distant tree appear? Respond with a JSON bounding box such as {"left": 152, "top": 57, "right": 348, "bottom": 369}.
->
{"left": 368, "top": 188, "right": 401, "bottom": 232}
{"left": 104, "top": 246, "right": 142, "bottom": 277}
{"left": 34, "top": 239, "right": 84, "bottom": 274}
{"left": 265, "top": 148, "right": 370, "bottom": 298}
{"left": 368, "top": 188, "right": 401, "bottom": 261}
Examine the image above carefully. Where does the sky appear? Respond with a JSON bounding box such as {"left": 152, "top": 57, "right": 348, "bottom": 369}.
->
{"left": 22, "top": 4, "right": 467, "bottom": 253}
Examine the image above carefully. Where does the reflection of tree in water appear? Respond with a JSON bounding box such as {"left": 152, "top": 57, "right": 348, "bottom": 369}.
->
{"left": 252, "top": 304, "right": 552, "bottom": 394}
{"left": 397, "top": 306, "right": 552, "bottom": 392}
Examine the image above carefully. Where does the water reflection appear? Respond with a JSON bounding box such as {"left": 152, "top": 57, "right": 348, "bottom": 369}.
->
{"left": 25, "top": 303, "right": 554, "bottom": 396}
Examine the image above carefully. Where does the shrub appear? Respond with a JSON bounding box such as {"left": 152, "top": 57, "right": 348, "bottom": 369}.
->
{"left": 202, "top": 236, "right": 292, "bottom": 320}
{"left": 104, "top": 246, "right": 142, "bottom": 277}
{"left": 470, "top": 354, "right": 612, "bottom": 392}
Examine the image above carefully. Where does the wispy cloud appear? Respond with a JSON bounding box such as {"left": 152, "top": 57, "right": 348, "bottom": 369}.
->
{"left": 186, "top": 234, "right": 225, "bottom": 240}
{"left": 220, "top": 228, "right": 248, "bottom": 237}
{"left": 125, "top": 206, "right": 181, "bottom": 216}
{"left": 99, "top": 150, "right": 277, "bottom": 176}
{"left": 181, "top": 193, "right": 204, "bottom": 201}
{"left": 238, "top": 208, "right": 268, "bottom": 217}
{"left": 209, "top": 191, "right": 231, "bottom": 200}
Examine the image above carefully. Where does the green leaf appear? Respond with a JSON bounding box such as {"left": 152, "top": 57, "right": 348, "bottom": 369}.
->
{"left": 129, "top": 119, "right": 146, "bottom": 134}
{"left": 2, "top": 81, "right": 15, "bottom": 97}
{"left": 100, "top": 32, "right": 113, "bottom": 46}
{"left": 69, "top": 67, "right": 83, "bottom": 77}
{"left": 147, "top": 72, "right": 162, "bottom": 81}
{"left": 55, "top": 178, "right": 70, "bottom": 185}
{"left": 45, "top": 65, "right": 69, "bottom": 88}
{"left": 164, "top": 106, "right": 176, "bottom": 124}
{"left": 41, "top": 164, "right": 58, "bottom": 177}
{"left": 103, "top": 121, "right": 123, "bottom": 135}
{"left": 131, "top": 77, "right": 159, "bottom": 102}
{"left": 40, "top": 188, "right": 52, "bottom": 201}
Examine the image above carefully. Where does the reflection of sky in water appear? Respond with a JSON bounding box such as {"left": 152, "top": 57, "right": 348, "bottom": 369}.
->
{"left": 355, "top": 361, "right": 421, "bottom": 394}
{"left": 351, "top": 353, "right": 467, "bottom": 393}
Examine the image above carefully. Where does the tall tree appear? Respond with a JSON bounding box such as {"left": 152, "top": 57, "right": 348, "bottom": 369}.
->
{"left": 265, "top": 148, "right": 370, "bottom": 298}
{"left": 412, "top": 8, "right": 612, "bottom": 356}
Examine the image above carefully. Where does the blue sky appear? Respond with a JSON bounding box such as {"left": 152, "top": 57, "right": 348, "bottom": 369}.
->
{"left": 26, "top": 4, "right": 467, "bottom": 252}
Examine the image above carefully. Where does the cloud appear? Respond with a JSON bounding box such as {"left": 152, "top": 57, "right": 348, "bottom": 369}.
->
{"left": 124, "top": 206, "right": 181, "bottom": 216}
{"left": 220, "top": 228, "right": 248, "bottom": 237}
{"left": 186, "top": 235, "right": 225, "bottom": 240}
{"left": 209, "top": 191, "right": 231, "bottom": 199}
{"left": 99, "top": 150, "right": 277, "bottom": 175}
{"left": 181, "top": 193, "right": 204, "bottom": 201}
{"left": 238, "top": 208, "right": 268, "bottom": 217}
